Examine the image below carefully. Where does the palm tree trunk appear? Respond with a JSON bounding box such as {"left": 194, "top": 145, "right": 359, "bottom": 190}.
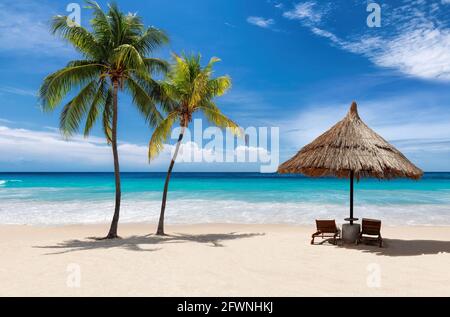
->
{"left": 106, "top": 80, "right": 121, "bottom": 239}
{"left": 156, "top": 126, "right": 186, "bottom": 235}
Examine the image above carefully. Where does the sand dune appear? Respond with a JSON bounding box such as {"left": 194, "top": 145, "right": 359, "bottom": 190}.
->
{"left": 0, "top": 223, "right": 449, "bottom": 296}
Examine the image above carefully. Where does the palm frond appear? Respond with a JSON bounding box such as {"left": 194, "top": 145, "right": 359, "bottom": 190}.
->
{"left": 59, "top": 80, "right": 99, "bottom": 136}
{"left": 204, "top": 56, "right": 221, "bottom": 74}
{"left": 84, "top": 79, "right": 107, "bottom": 137}
{"left": 112, "top": 44, "right": 145, "bottom": 69}
{"left": 197, "top": 105, "right": 241, "bottom": 136}
{"left": 134, "top": 27, "right": 169, "bottom": 55}
{"left": 86, "top": 0, "right": 113, "bottom": 48}
{"left": 143, "top": 57, "right": 169, "bottom": 75}
{"left": 123, "top": 12, "right": 144, "bottom": 36}
{"left": 102, "top": 87, "right": 114, "bottom": 144}
{"left": 40, "top": 62, "right": 105, "bottom": 111}
{"left": 148, "top": 111, "right": 180, "bottom": 160}
{"left": 207, "top": 75, "right": 231, "bottom": 96}
{"left": 171, "top": 53, "right": 191, "bottom": 89}
{"left": 108, "top": 2, "right": 125, "bottom": 45}
{"left": 125, "top": 77, "right": 162, "bottom": 126}
{"left": 51, "top": 15, "right": 101, "bottom": 59}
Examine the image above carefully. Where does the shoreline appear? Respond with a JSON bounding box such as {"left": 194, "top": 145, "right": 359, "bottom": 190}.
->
{"left": 3, "top": 222, "right": 450, "bottom": 228}
{"left": 1, "top": 223, "right": 449, "bottom": 296}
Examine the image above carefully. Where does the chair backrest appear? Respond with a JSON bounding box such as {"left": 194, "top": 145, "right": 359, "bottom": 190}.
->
{"left": 362, "top": 218, "right": 381, "bottom": 235}
{"left": 316, "top": 220, "right": 338, "bottom": 233}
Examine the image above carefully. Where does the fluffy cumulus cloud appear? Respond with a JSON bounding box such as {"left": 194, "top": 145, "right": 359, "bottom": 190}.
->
{"left": 281, "top": 1, "right": 450, "bottom": 81}
{"left": 0, "top": 125, "right": 155, "bottom": 170}
{"left": 0, "top": 124, "right": 273, "bottom": 171}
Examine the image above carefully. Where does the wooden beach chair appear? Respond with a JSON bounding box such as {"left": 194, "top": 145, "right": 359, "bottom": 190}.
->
{"left": 311, "top": 220, "right": 340, "bottom": 245}
{"left": 357, "top": 218, "right": 383, "bottom": 247}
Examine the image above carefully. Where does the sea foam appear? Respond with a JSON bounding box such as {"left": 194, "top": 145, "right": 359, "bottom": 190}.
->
{"left": 0, "top": 198, "right": 449, "bottom": 226}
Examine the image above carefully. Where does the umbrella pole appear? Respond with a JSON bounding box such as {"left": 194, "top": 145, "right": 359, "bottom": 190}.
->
{"left": 350, "top": 170, "right": 354, "bottom": 225}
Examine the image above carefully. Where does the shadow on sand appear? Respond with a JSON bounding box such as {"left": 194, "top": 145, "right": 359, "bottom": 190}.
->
{"left": 341, "top": 238, "right": 450, "bottom": 256}
{"left": 34, "top": 232, "right": 265, "bottom": 255}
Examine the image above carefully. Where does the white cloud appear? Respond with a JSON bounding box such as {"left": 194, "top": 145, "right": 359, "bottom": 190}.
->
{"left": 274, "top": 3, "right": 284, "bottom": 9}
{"left": 310, "top": 27, "right": 342, "bottom": 44}
{"left": 283, "top": 1, "right": 450, "bottom": 81}
{"left": 267, "top": 0, "right": 284, "bottom": 9}
{"left": 0, "top": 125, "right": 170, "bottom": 171}
{"left": 342, "top": 28, "right": 450, "bottom": 81}
{"left": 283, "top": 1, "right": 323, "bottom": 23}
{"left": 175, "top": 140, "right": 271, "bottom": 164}
{"left": 0, "top": 1, "right": 73, "bottom": 55}
{"left": 235, "top": 145, "right": 271, "bottom": 162}
{"left": 0, "top": 124, "right": 273, "bottom": 171}
{"left": 246, "top": 16, "right": 275, "bottom": 29}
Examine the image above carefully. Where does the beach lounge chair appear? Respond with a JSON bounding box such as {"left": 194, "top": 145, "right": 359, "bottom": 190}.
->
{"left": 311, "top": 220, "right": 340, "bottom": 245}
{"left": 357, "top": 218, "right": 383, "bottom": 247}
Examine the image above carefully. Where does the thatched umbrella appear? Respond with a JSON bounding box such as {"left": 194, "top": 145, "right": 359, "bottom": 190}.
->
{"left": 278, "top": 101, "right": 423, "bottom": 224}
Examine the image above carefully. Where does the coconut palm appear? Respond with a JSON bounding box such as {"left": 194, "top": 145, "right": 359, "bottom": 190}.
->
{"left": 39, "top": 1, "right": 169, "bottom": 239}
{"left": 149, "top": 53, "right": 240, "bottom": 235}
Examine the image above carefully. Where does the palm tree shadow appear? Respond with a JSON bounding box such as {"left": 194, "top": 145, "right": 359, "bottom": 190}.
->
{"left": 342, "top": 238, "right": 450, "bottom": 256}
{"left": 34, "top": 232, "right": 265, "bottom": 255}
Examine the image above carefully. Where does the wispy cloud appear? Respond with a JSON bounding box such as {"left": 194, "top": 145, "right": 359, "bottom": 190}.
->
{"left": 282, "top": 1, "right": 325, "bottom": 23}
{"left": 224, "top": 22, "right": 237, "bottom": 28}
{"left": 0, "top": 0, "right": 73, "bottom": 56}
{"left": 267, "top": 0, "right": 284, "bottom": 9}
{"left": 246, "top": 16, "right": 275, "bottom": 29}
{"left": 0, "top": 86, "right": 37, "bottom": 97}
{"left": 282, "top": 1, "right": 450, "bottom": 81}
{"left": 274, "top": 3, "right": 284, "bottom": 9}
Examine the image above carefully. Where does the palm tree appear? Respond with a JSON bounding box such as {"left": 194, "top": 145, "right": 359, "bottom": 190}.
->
{"left": 149, "top": 53, "right": 240, "bottom": 235}
{"left": 39, "top": 1, "right": 169, "bottom": 239}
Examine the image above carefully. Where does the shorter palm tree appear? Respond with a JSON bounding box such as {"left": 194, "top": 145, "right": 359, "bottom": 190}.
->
{"left": 149, "top": 53, "right": 240, "bottom": 235}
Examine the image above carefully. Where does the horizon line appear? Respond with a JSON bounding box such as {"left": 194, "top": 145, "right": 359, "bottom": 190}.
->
{"left": 0, "top": 171, "right": 449, "bottom": 174}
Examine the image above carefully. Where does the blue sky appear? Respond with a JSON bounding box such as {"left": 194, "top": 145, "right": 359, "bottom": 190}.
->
{"left": 0, "top": 0, "right": 449, "bottom": 171}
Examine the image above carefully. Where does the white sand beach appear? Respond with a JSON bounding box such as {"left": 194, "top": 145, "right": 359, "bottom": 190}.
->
{"left": 0, "top": 223, "right": 449, "bottom": 296}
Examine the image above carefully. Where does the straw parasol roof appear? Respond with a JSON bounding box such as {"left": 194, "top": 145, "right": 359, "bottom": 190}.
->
{"left": 278, "top": 102, "right": 423, "bottom": 180}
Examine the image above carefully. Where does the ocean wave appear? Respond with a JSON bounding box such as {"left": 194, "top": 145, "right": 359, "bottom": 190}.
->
{"left": 0, "top": 179, "right": 23, "bottom": 186}
{"left": 0, "top": 198, "right": 449, "bottom": 226}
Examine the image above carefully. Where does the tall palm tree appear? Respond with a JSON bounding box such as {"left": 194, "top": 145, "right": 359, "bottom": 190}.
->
{"left": 39, "top": 1, "right": 169, "bottom": 239}
{"left": 149, "top": 53, "right": 240, "bottom": 235}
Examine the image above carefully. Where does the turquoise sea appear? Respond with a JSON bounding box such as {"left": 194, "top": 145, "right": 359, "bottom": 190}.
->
{"left": 0, "top": 172, "right": 449, "bottom": 225}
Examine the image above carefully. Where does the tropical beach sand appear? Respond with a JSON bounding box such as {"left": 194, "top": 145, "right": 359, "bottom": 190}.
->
{"left": 0, "top": 223, "right": 449, "bottom": 296}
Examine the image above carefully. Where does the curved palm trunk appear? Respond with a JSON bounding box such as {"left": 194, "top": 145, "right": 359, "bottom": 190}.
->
{"left": 156, "top": 126, "right": 186, "bottom": 235}
{"left": 106, "top": 80, "right": 121, "bottom": 239}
